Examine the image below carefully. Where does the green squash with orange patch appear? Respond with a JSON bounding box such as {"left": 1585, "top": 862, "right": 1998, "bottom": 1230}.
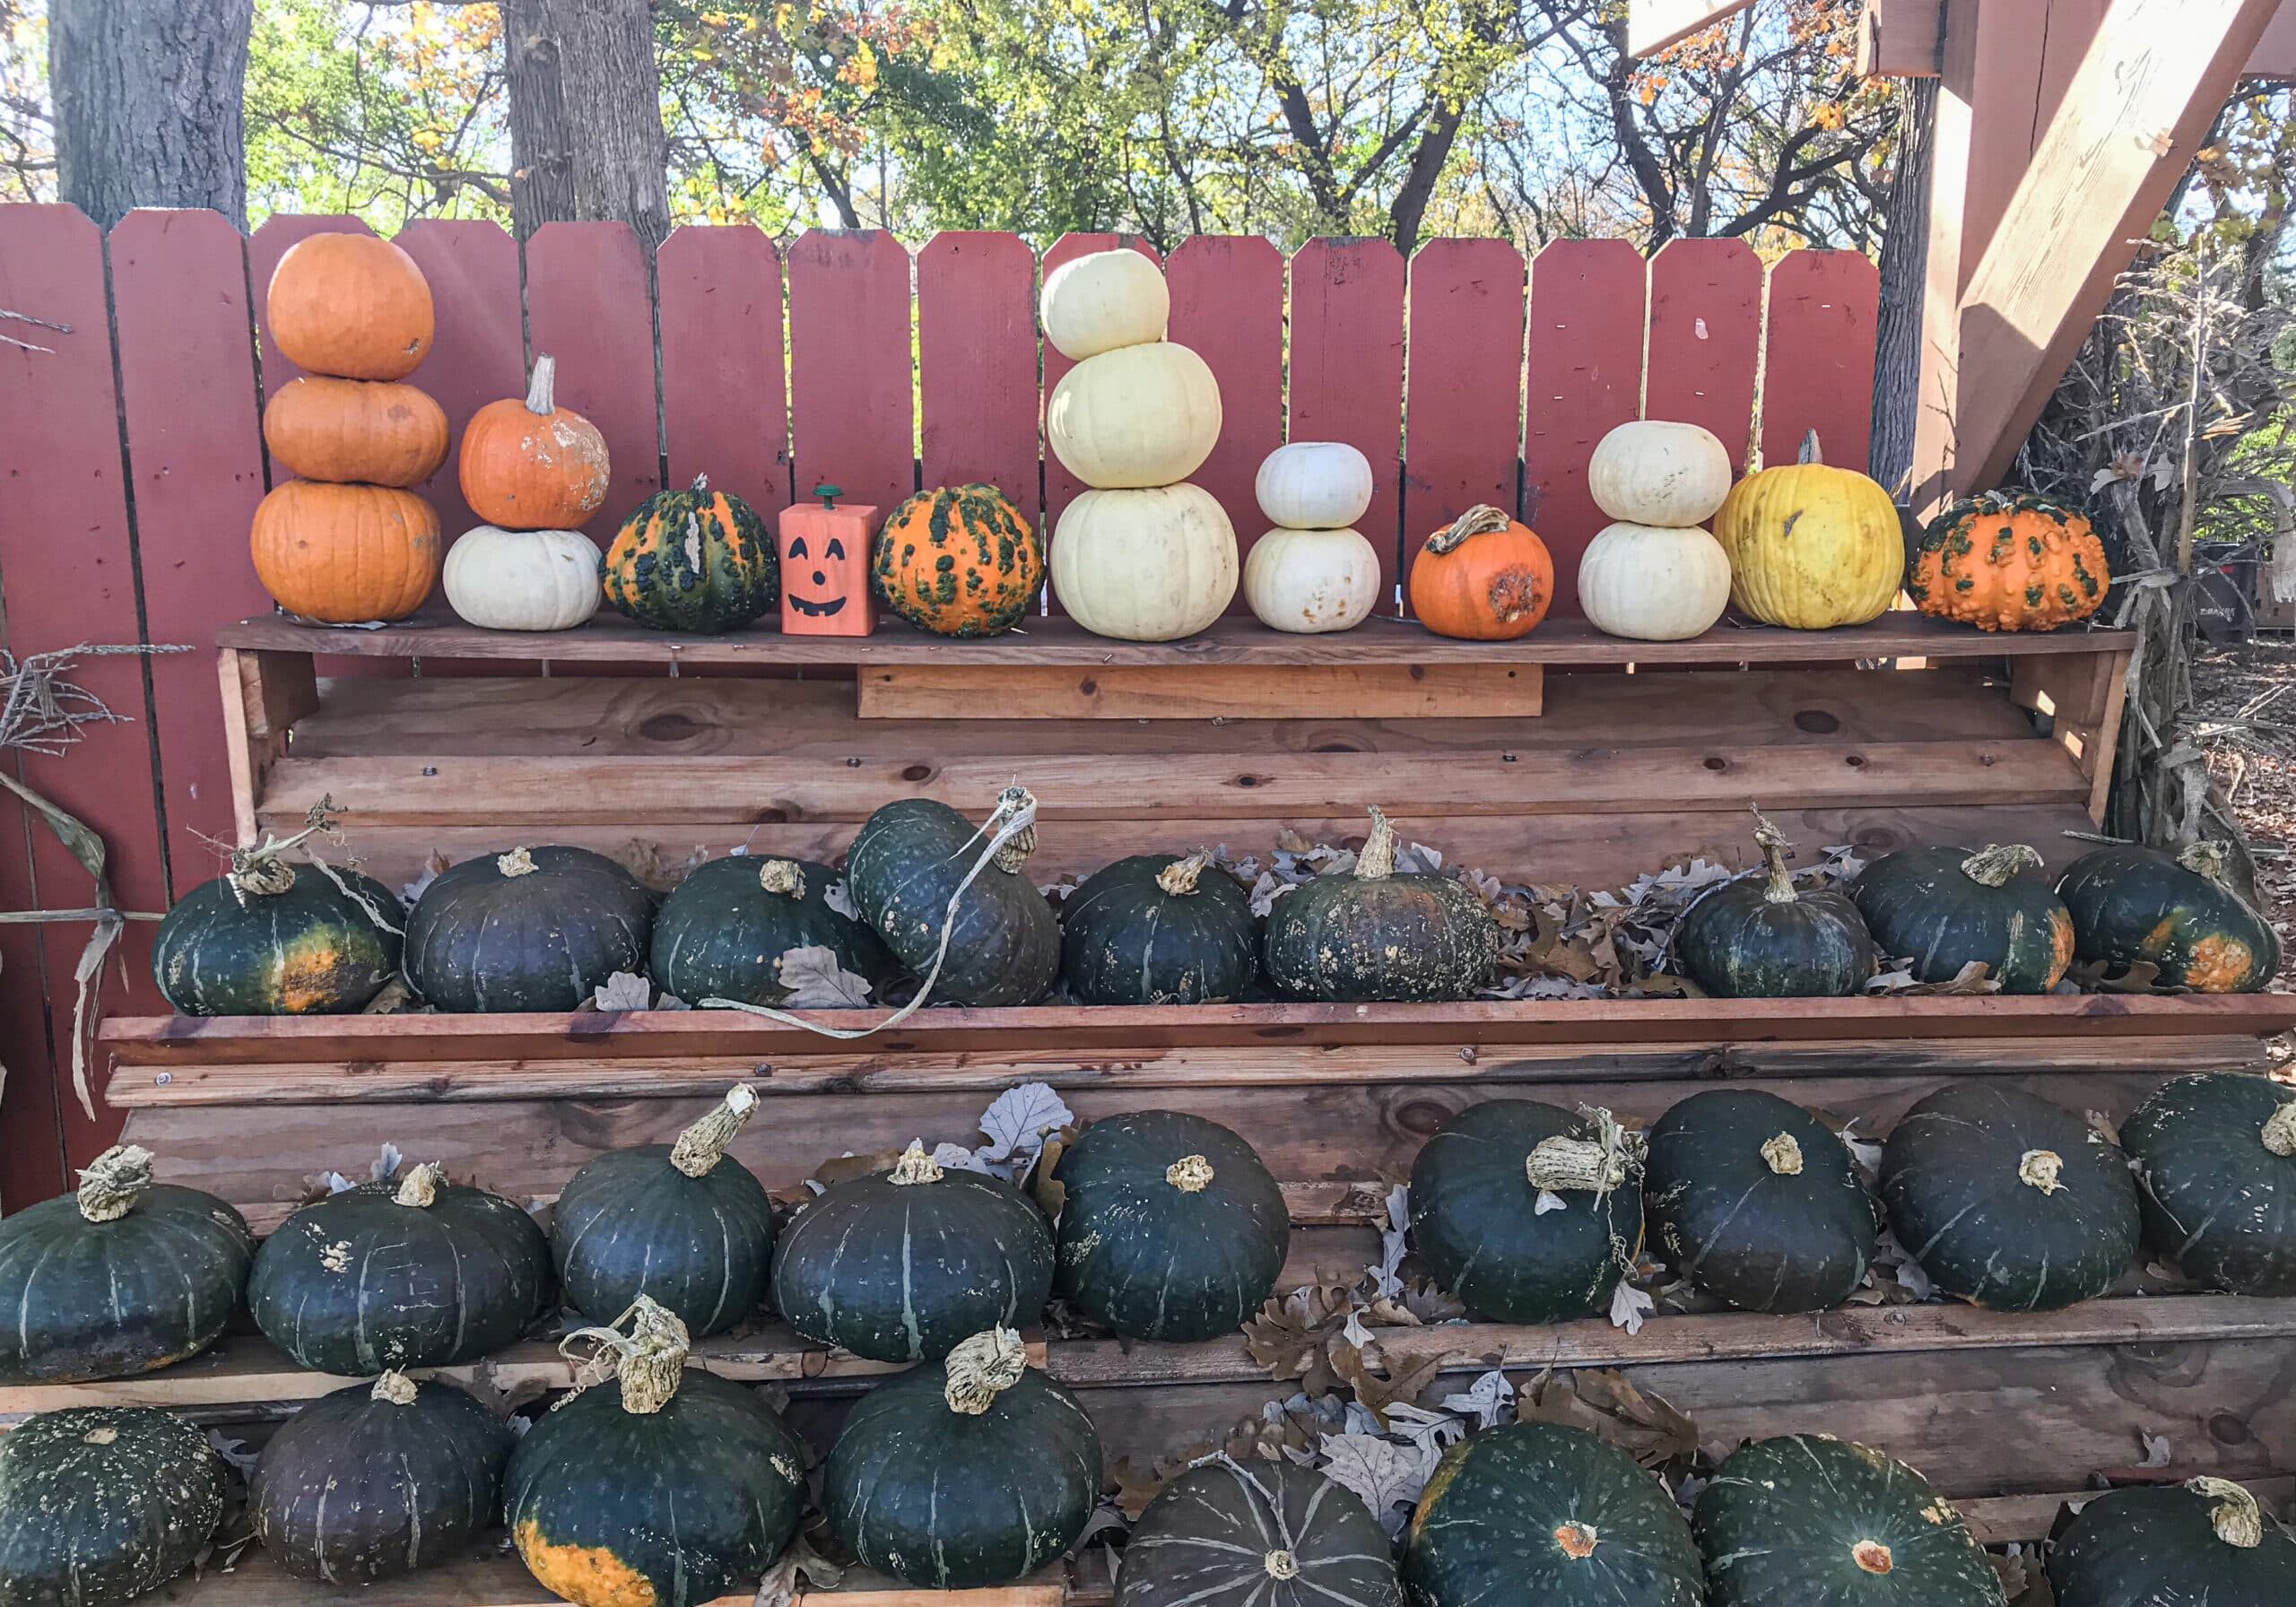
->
{"left": 2055, "top": 842, "right": 2281, "bottom": 992}
{"left": 603, "top": 473, "right": 778, "bottom": 633}
{"left": 1849, "top": 843, "right": 2074, "bottom": 994}
{"left": 152, "top": 856, "right": 403, "bottom": 1015}
{"left": 873, "top": 483, "right": 1043, "bottom": 637}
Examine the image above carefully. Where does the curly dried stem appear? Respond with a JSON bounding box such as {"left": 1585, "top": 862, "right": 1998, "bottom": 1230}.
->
{"left": 227, "top": 795, "right": 343, "bottom": 899}
{"left": 2177, "top": 840, "right": 2231, "bottom": 885}
{"left": 1961, "top": 844, "right": 2042, "bottom": 888}
{"left": 987, "top": 785, "right": 1039, "bottom": 874}
{"left": 1157, "top": 850, "right": 1213, "bottom": 897}
{"left": 944, "top": 1326, "right": 1027, "bottom": 1415}
{"left": 2261, "top": 1101, "right": 2296, "bottom": 1158}
{"left": 74, "top": 1143, "right": 153, "bottom": 1222}
{"left": 669, "top": 1085, "right": 759, "bottom": 1178}
{"left": 1422, "top": 504, "right": 1513, "bottom": 557}
{"left": 2188, "top": 1476, "right": 2263, "bottom": 1548}
{"left": 496, "top": 847, "right": 537, "bottom": 879}
{"left": 889, "top": 1142, "right": 945, "bottom": 1185}
{"left": 1525, "top": 1108, "right": 1637, "bottom": 1196}
{"left": 1749, "top": 805, "right": 1797, "bottom": 904}
{"left": 2017, "top": 1149, "right": 2065, "bottom": 1194}
{"left": 394, "top": 1162, "right": 446, "bottom": 1208}
{"left": 561, "top": 1296, "right": 691, "bottom": 1416}
{"left": 1761, "top": 1134, "right": 1805, "bottom": 1176}
{"left": 370, "top": 1369, "right": 419, "bottom": 1406}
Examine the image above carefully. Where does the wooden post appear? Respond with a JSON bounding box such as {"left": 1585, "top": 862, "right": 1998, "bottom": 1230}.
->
{"left": 1628, "top": 1, "right": 1757, "bottom": 57}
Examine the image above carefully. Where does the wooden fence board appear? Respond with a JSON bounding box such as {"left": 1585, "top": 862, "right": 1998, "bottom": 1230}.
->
{"left": 1164, "top": 236, "right": 1284, "bottom": 603}
{"left": 787, "top": 230, "right": 914, "bottom": 524}
{"left": 1525, "top": 239, "right": 1648, "bottom": 607}
{"left": 1403, "top": 239, "right": 1526, "bottom": 591}
{"left": 1040, "top": 233, "right": 1160, "bottom": 609}
{"left": 1287, "top": 239, "right": 1406, "bottom": 608}
{"left": 658, "top": 225, "right": 788, "bottom": 518}
{"left": 1645, "top": 237, "right": 1762, "bottom": 473}
{"left": 1760, "top": 249, "right": 1882, "bottom": 474}
{"left": 918, "top": 231, "right": 1039, "bottom": 526}
{"left": 524, "top": 222, "right": 660, "bottom": 543}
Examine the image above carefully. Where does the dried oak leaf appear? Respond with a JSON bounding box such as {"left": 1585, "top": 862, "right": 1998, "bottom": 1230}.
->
{"left": 1330, "top": 1339, "right": 1449, "bottom": 1429}
{"left": 1243, "top": 1284, "right": 1355, "bottom": 1397}
{"left": 1518, "top": 1368, "right": 1698, "bottom": 1472}
{"left": 810, "top": 1146, "right": 907, "bottom": 1189}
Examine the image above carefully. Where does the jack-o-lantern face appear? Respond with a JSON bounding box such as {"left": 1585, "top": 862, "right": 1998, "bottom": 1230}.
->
{"left": 777, "top": 495, "right": 876, "bottom": 636}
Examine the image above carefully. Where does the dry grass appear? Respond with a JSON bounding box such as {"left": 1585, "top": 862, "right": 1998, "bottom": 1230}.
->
{"left": 2195, "top": 637, "right": 2296, "bottom": 984}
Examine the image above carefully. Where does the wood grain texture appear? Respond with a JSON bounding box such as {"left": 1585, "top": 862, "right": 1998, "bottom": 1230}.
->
{"left": 1402, "top": 239, "right": 1526, "bottom": 586}
{"left": 1645, "top": 239, "right": 1762, "bottom": 473}
{"left": 1526, "top": 239, "right": 1649, "bottom": 604}
{"left": 525, "top": 222, "right": 662, "bottom": 543}
{"left": 1857, "top": 0, "right": 1946, "bottom": 76}
{"left": 787, "top": 229, "right": 915, "bottom": 524}
{"left": 658, "top": 225, "right": 789, "bottom": 519}
{"left": 390, "top": 219, "right": 526, "bottom": 560}
{"left": 918, "top": 231, "right": 1040, "bottom": 534}
{"left": 1164, "top": 236, "right": 1284, "bottom": 603}
{"left": 1759, "top": 250, "right": 1882, "bottom": 474}
{"left": 857, "top": 662, "right": 1541, "bottom": 720}
{"left": 1287, "top": 239, "right": 1406, "bottom": 609}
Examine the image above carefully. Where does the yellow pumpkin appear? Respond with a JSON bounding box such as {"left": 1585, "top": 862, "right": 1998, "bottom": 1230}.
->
{"left": 1711, "top": 432, "right": 1902, "bottom": 630}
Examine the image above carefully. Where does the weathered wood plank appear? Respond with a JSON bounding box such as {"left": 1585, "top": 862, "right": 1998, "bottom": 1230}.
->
{"left": 1629, "top": 0, "right": 1756, "bottom": 57}
{"left": 524, "top": 222, "right": 661, "bottom": 543}
{"left": 1403, "top": 239, "right": 1526, "bottom": 584}
{"left": 1164, "top": 237, "right": 1285, "bottom": 601}
{"left": 1645, "top": 239, "right": 1762, "bottom": 473}
{"left": 1760, "top": 251, "right": 1882, "bottom": 474}
{"left": 918, "top": 231, "right": 1039, "bottom": 529}
{"left": 857, "top": 663, "right": 1542, "bottom": 721}
{"left": 1288, "top": 239, "right": 1407, "bottom": 610}
{"left": 1857, "top": 0, "right": 1945, "bottom": 76}
{"left": 1525, "top": 239, "right": 1648, "bottom": 606}
{"left": 658, "top": 225, "right": 790, "bottom": 520}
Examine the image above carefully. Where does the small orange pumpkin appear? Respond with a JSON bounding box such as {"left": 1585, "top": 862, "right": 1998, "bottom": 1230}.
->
{"left": 1908, "top": 491, "right": 2110, "bottom": 631}
{"left": 1407, "top": 505, "right": 1554, "bottom": 639}
{"left": 266, "top": 234, "right": 434, "bottom": 381}
{"left": 251, "top": 481, "right": 441, "bottom": 623}
{"left": 263, "top": 376, "right": 448, "bottom": 487}
{"left": 458, "top": 355, "right": 613, "bottom": 531}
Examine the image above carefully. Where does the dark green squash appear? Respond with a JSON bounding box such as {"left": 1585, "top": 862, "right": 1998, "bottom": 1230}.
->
{"left": 771, "top": 1142, "right": 1055, "bottom": 1362}
{"left": 603, "top": 473, "right": 779, "bottom": 634}
{"left": 1694, "top": 1433, "right": 2003, "bottom": 1607}
{"left": 0, "top": 1145, "right": 253, "bottom": 1385}
{"left": 1121, "top": 1457, "right": 1405, "bottom": 1607}
{"left": 152, "top": 838, "right": 404, "bottom": 1015}
{"left": 1408, "top": 1101, "right": 1641, "bottom": 1324}
{"left": 2048, "top": 1477, "right": 2296, "bottom": 1607}
{"left": 1673, "top": 811, "right": 1876, "bottom": 997}
{"left": 507, "top": 1298, "right": 807, "bottom": 1607}
{"left": 1644, "top": 1090, "right": 1877, "bottom": 1314}
{"left": 552, "top": 1087, "right": 778, "bottom": 1335}
{"left": 248, "top": 1163, "right": 553, "bottom": 1373}
{"left": 650, "top": 854, "right": 898, "bottom": 1007}
{"left": 1879, "top": 1081, "right": 2138, "bottom": 1310}
{"left": 403, "top": 844, "right": 655, "bottom": 1012}
{"left": 1849, "top": 843, "right": 2074, "bottom": 993}
{"left": 2121, "top": 1072, "right": 2296, "bottom": 1296}
{"left": 1263, "top": 807, "right": 1499, "bottom": 1002}
{"left": 251, "top": 1370, "right": 509, "bottom": 1584}
{"left": 1403, "top": 1420, "right": 1701, "bottom": 1607}
{"left": 0, "top": 1406, "right": 222, "bottom": 1607}
{"left": 1061, "top": 850, "right": 1259, "bottom": 1004}
{"left": 2056, "top": 841, "right": 2282, "bottom": 991}
{"left": 825, "top": 1327, "right": 1100, "bottom": 1589}
{"left": 846, "top": 791, "right": 1059, "bottom": 1007}
{"left": 1053, "top": 1109, "right": 1289, "bottom": 1342}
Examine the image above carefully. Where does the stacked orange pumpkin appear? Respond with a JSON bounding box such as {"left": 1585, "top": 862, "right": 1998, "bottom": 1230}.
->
{"left": 252, "top": 235, "right": 447, "bottom": 623}
{"left": 444, "top": 357, "right": 613, "bottom": 632}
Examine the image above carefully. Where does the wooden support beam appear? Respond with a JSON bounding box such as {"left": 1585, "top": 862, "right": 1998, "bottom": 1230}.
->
{"left": 1628, "top": 0, "right": 1755, "bottom": 57}
{"left": 1858, "top": 0, "right": 1945, "bottom": 77}
{"left": 2248, "top": 3, "right": 2296, "bottom": 74}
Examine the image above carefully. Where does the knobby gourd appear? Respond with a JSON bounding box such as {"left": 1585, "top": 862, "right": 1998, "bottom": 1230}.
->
{"left": 403, "top": 844, "right": 655, "bottom": 1013}
{"left": 2047, "top": 1477, "right": 2296, "bottom": 1607}
{"left": 1119, "top": 1457, "right": 1405, "bottom": 1607}
{"left": 651, "top": 855, "right": 898, "bottom": 1008}
{"left": 874, "top": 483, "right": 1044, "bottom": 637}
{"left": 265, "top": 232, "right": 433, "bottom": 381}
{"left": 1060, "top": 850, "right": 1260, "bottom": 1004}
{"left": 846, "top": 792, "right": 1060, "bottom": 1007}
{"left": 1909, "top": 491, "right": 2109, "bottom": 632}
{"left": 1850, "top": 843, "right": 2074, "bottom": 993}
{"left": 1407, "top": 506, "right": 1553, "bottom": 640}
{"left": 2055, "top": 840, "right": 2281, "bottom": 992}
{"left": 0, "top": 1406, "right": 222, "bottom": 1607}
{"left": 457, "top": 355, "right": 613, "bottom": 532}
{"left": 1711, "top": 430, "right": 1900, "bottom": 630}
{"left": 603, "top": 473, "right": 779, "bottom": 634}
{"left": 1672, "top": 809, "right": 1876, "bottom": 997}
{"left": 2120, "top": 1072, "right": 2296, "bottom": 1296}
{"left": 1263, "top": 806, "right": 1499, "bottom": 1002}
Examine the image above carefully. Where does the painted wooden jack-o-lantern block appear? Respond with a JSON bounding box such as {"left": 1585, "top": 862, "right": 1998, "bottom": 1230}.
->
{"left": 779, "top": 485, "right": 877, "bottom": 636}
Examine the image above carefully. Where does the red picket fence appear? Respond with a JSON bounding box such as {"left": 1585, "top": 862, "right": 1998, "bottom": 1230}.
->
{"left": 0, "top": 204, "right": 1877, "bottom": 1207}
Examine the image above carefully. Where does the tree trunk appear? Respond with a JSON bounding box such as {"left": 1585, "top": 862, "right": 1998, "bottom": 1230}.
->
{"left": 1871, "top": 76, "right": 1939, "bottom": 499}
{"left": 500, "top": 0, "right": 670, "bottom": 246}
{"left": 48, "top": 0, "right": 250, "bottom": 230}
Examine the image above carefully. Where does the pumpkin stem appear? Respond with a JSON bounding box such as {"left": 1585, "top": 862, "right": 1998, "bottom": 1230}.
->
{"left": 525, "top": 354, "right": 557, "bottom": 417}
{"left": 1748, "top": 805, "right": 1798, "bottom": 904}
{"left": 1552, "top": 1523, "right": 1598, "bottom": 1560}
{"left": 226, "top": 793, "right": 344, "bottom": 900}
{"left": 987, "top": 785, "right": 1039, "bottom": 874}
{"left": 1796, "top": 430, "right": 1823, "bottom": 467}
{"left": 669, "top": 1084, "right": 760, "bottom": 1179}
{"left": 757, "top": 858, "right": 806, "bottom": 899}
{"left": 1355, "top": 806, "right": 1398, "bottom": 881}
{"left": 943, "top": 1325, "right": 1027, "bottom": 1415}
{"left": 689, "top": 473, "right": 710, "bottom": 493}
{"left": 1761, "top": 1134, "right": 1805, "bottom": 1176}
{"left": 1156, "top": 849, "right": 1213, "bottom": 897}
{"left": 2015, "top": 1149, "right": 2065, "bottom": 1194}
{"left": 1960, "top": 844, "right": 2042, "bottom": 888}
{"left": 1166, "top": 1154, "right": 1215, "bottom": 1192}
{"left": 2261, "top": 1100, "right": 2296, "bottom": 1158}
{"left": 2188, "top": 1476, "right": 2265, "bottom": 1548}
{"left": 496, "top": 847, "right": 538, "bottom": 879}
{"left": 1263, "top": 1551, "right": 1300, "bottom": 1580}
{"left": 1422, "top": 504, "right": 1514, "bottom": 558}
{"left": 1850, "top": 1540, "right": 1892, "bottom": 1575}
{"left": 561, "top": 1295, "right": 691, "bottom": 1416}
{"left": 370, "top": 1369, "right": 420, "bottom": 1406}
{"left": 2177, "top": 840, "right": 2232, "bottom": 886}
{"left": 1525, "top": 1107, "right": 1640, "bottom": 1197}
{"left": 889, "top": 1141, "right": 945, "bottom": 1186}
{"left": 393, "top": 1161, "right": 446, "bottom": 1208}
{"left": 74, "top": 1143, "right": 153, "bottom": 1222}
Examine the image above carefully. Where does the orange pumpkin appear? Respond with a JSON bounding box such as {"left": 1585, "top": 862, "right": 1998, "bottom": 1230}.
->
{"left": 251, "top": 481, "right": 441, "bottom": 623}
{"left": 1407, "top": 505, "right": 1554, "bottom": 639}
{"left": 458, "top": 355, "right": 613, "bottom": 531}
{"left": 266, "top": 234, "right": 434, "bottom": 381}
{"left": 263, "top": 376, "right": 448, "bottom": 487}
{"left": 1908, "top": 491, "right": 2110, "bottom": 631}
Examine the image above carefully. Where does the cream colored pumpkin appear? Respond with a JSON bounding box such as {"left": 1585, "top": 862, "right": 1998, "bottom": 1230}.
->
{"left": 1051, "top": 483, "right": 1238, "bottom": 640}
{"left": 1046, "top": 342, "right": 1222, "bottom": 490}
{"left": 1577, "top": 520, "right": 1732, "bottom": 642}
{"left": 443, "top": 526, "right": 603, "bottom": 632}
{"left": 1041, "top": 249, "right": 1169, "bottom": 360}
{"left": 1588, "top": 421, "right": 1735, "bottom": 527}
{"left": 1256, "top": 442, "right": 1374, "bottom": 530}
{"left": 1242, "top": 526, "right": 1381, "bottom": 634}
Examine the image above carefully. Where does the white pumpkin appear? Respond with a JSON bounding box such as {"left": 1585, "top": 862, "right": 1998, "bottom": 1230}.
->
{"left": 1255, "top": 442, "right": 1374, "bottom": 531}
{"left": 1242, "top": 527, "right": 1381, "bottom": 634}
{"left": 1587, "top": 421, "right": 1735, "bottom": 527}
{"left": 1050, "top": 483, "right": 1238, "bottom": 641}
{"left": 1041, "top": 249, "right": 1169, "bottom": 360}
{"left": 1046, "top": 342, "right": 1222, "bottom": 490}
{"left": 443, "top": 526, "right": 603, "bottom": 632}
{"left": 1576, "top": 520, "right": 1733, "bottom": 642}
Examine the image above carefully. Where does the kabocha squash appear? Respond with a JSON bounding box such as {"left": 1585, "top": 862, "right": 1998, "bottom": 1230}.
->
{"left": 1576, "top": 521, "right": 1732, "bottom": 642}
{"left": 266, "top": 232, "right": 433, "bottom": 381}
{"left": 1694, "top": 1434, "right": 2003, "bottom": 1607}
{"left": 1850, "top": 843, "right": 2074, "bottom": 993}
{"left": 1712, "top": 430, "right": 1901, "bottom": 629}
{"left": 2121, "top": 1072, "right": 2296, "bottom": 1296}
{"left": 1407, "top": 506, "right": 1553, "bottom": 640}
{"left": 771, "top": 1142, "right": 1056, "bottom": 1362}
{"left": 0, "top": 1145, "right": 253, "bottom": 1385}
{"left": 251, "top": 1371, "right": 509, "bottom": 1584}
{"left": 1052, "top": 484, "right": 1239, "bottom": 641}
{"left": 248, "top": 1163, "right": 553, "bottom": 1373}
{"left": 846, "top": 793, "right": 1060, "bottom": 1007}
{"left": 1120, "top": 1458, "right": 1405, "bottom": 1607}
{"left": 507, "top": 1299, "right": 806, "bottom": 1607}
{"left": 603, "top": 473, "right": 778, "bottom": 634}
{"left": 1880, "top": 1082, "right": 2139, "bottom": 1310}
{"left": 443, "top": 526, "right": 604, "bottom": 632}
{"left": 2047, "top": 1477, "right": 2296, "bottom": 1607}
{"left": 403, "top": 844, "right": 654, "bottom": 1012}
{"left": 651, "top": 854, "right": 897, "bottom": 1008}
{"left": 250, "top": 480, "right": 440, "bottom": 622}
{"left": 1053, "top": 1110, "right": 1289, "bottom": 1342}
{"left": 1403, "top": 1421, "right": 1702, "bottom": 1607}
{"left": 1257, "top": 441, "right": 1376, "bottom": 531}
{"left": 874, "top": 483, "right": 1043, "bottom": 637}
{"left": 826, "top": 1327, "right": 1101, "bottom": 1588}
{"left": 1262, "top": 807, "right": 1499, "bottom": 1002}
{"left": 0, "top": 1406, "right": 222, "bottom": 1607}
{"left": 263, "top": 375, "right": 448, "bottom": 487}
{"left": 1041, "top": 248, "right": 1169, "bottom": 361}
{"left": 458, "top": 355, "right": 613, "bottom": 531}
{"left": 552, "top": 1087, "right": 778, "bottom": 1335}
{"left": 1644, "top": 1090, "right": 1876, "bottom": 1314}
{"left": 1587, "top": 420, "right": 1734, "bottom": 527}
{"left": 2055, "top": 840, "right": 2281, "bottom": 992}
{"left": 1408, "top": 1101, "right": 1642, "bottom": 1324}
{"left": 1242, "top": 526, "right": 1382, "bottom": 634}
{"left": 1672, "top": 810, "right": 1876, "bottom": 997}
{"left": 1060, "top": 850, "right": 1259, "bottom": 1004}
{"left": 1047, "top": 341, "right": 1222, "bottom": 488}
{"left": 1910, "top": 491, "right": 2109, "bottom": 632}
{"left": 152, "top": 835, "right": 403, "bottom": 1015}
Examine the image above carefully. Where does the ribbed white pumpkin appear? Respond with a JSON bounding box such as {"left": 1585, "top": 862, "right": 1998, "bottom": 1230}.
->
{"left": 1242, "top": 527, "right": 1381, "bottom": 634}
{"left": 1041, "top": 249, "right": 1169, "bottom": 361}
{"left": 1577, "top": 520, "right": 1732, "bottom": 642}
{"left": 443, "top": 526, "right": 603, "bottom": 631}
{"left": 1052, "top": 484, "right": 1238, "bottom": 641}
{"left": 1588, "top": 421, "right": 1735, "bottom": 527}
{"left": 1256, "top": 442, "right": 1374, "bottom": 530}
{"left": 1046, "top": 343, "right": 1222, "bottom": 490}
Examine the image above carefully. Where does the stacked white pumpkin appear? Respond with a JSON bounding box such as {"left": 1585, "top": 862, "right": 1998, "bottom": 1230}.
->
{"left": 1242, "top": 443, "right": 1382, "bottom": 634}
{"left": 1578, "top": 421, "right": 1737, "bottom": 641}
{"left": 1041, "top": 251, "right": 1236, "bottom": 640}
